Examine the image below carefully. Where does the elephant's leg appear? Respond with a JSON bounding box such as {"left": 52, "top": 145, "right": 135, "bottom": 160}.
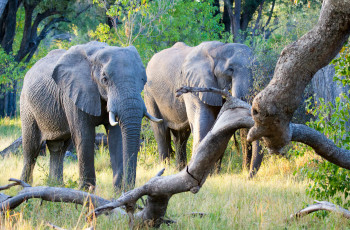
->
{"left": 240, "top": 128, "right": 252, "bottom": 170}
{"left": 146, "top": 103, "right": 173, "bottom": 161}
{"left": 20, "top": 119, "right": 42, "bottom": 184}
{"left": 46, "top": 139, "right": 71, "bottom": 184}
{"left": 185, "top": 97, "right": 218, "bottom": 157}
{"left": 105, "top": 124, "right": 123, "bottom": 191}
{"left": 154, "top": 125, "right": 173, "bottom": 161}
{"left": 171, "top": 129, "right": 190, "bottom": 170}
{"left": 67, "top": 110, "right": 96, "bottom": 189}
{"left": 248, "top": 140, "right": 264, "bottom": 179}
{"left": 73, "top": 128, "right": 96, "bottom": 189}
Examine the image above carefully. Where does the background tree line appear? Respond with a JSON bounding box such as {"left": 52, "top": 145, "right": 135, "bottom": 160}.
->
{"left": 0, "top": 0, "right": 321, "bottom": 117}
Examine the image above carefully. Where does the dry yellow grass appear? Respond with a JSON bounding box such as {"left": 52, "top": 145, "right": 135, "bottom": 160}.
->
{"left": 0, "top": 118, "right": 349, "bottom": 229}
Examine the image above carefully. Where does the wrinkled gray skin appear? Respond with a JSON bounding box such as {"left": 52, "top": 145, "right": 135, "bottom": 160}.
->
{"left": 20, "top": 41, "right": 153, "bottom": 190}
{"left": 145, "top": 41, "right": 263, "bottom": 171}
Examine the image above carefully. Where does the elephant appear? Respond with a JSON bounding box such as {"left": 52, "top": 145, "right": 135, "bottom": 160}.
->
{"left": 20, "top": 41, "right": 162, "bottom": 190}
{"left": 144, "top": 41, "right": 263, "bottom": 176}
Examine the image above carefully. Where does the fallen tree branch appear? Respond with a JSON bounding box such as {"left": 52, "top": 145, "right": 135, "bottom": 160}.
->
{"left": 87, "top": 86, "right": 350, "bottom": 225}
{"left": 0, "top": 134, "right": 108, "bottom": 157}
{"left": 0, "top": 179, "right": 126, "bottom": 216}
{"left": 291, "top": 201, "right": 350, "bottom": 219}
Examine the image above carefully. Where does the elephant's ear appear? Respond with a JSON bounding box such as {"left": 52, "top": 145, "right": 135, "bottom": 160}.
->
{"left": 182, "top": 42, "right": 224, "bottom": 106}
{"left": 52, "top": 45, "right": 101, "bottom": 116}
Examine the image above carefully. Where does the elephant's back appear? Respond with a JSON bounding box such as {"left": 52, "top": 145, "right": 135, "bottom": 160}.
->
{"left": 145, "top": 44, "right": 192, "bottom": 130}
{"left": 146, "top": 43, "right": 191, "bottom": 86}
{"left": 22, "top": 49, "right": 66, "bottom": 94}
{"left": 20, "top": 49, "right": 70, "bottom": 140}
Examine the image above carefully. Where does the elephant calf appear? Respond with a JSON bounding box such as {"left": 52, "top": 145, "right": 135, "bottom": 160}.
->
{"left": 20, "top": 41, "right": 161, "bottom": 190}
{"left": 145, "top": 41, "right": 263, "bottom": 176}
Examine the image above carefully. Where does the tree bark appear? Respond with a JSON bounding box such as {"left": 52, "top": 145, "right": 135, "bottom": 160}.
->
{"left": 248, "top": 0, "right": 350, "bottom": 153}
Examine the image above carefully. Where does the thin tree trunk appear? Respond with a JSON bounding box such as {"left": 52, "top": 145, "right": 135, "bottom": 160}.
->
{"left": 234, "top": 0, "right": 241, "bottom": 42}
{"left": 222, "top": 0, "right": 233, "bottom": 33}
{"left": 5, "top": 80, "right": 16, "bottom": 116}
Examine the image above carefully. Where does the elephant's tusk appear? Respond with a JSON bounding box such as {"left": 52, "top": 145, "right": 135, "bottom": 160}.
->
{"left": 145, "top": 112, "right": 163, "bottom": 123}
{"left": 109, "top": 112, "right": 118, "bottom": 126}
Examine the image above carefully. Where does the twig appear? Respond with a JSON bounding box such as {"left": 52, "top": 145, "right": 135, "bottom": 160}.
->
{"left": 156, "top": 168, "right": 165, "bottom": 177}
{"left": 187, "top": 212, "right": 208, "bottom": 218}
{"left": 0, "top": 178, "right": 31, "bottom": 191}
{"left": 9, "top": 178, "right": 31, "bottom": 188}
{"left": 176, "top": 86, "right": 232, "bottom": 99}
{"left": 46, "top": 222, "right": 67, "bottom": 230}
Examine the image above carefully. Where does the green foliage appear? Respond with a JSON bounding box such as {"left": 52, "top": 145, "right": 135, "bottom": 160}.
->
{"left": 296, "top": 52, "right": 350, "bottom": 208}
{"left": 0, "top": 49, "right": 25, "bottom": 86}
{"left": 332, "top": 43, "right": 350, "bottom": 87}
{"left": 90, "top": 0, "right": 224, "bottom": 63}
{"left": 245, "top": 3, "right": 321, "bottom": 108}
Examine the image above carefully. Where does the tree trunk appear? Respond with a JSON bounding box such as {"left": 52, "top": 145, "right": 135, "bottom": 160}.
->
{"left": 5, "top": 80, "right": 16, "bottom": 116}
{"left": 222, "top": 0, "right": 232, "bottom": 33}
{"left": 248, "top": 0, "right": 350, "bottom": 153}
{"left": 233, "top": 0, "right": 241, "bottom": 42}
{"left": 0, "top": 0, "right": 18, "bottom": 53}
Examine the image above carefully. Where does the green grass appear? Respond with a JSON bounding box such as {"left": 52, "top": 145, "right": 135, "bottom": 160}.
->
{"left": 0, "top": 118, "right": 349, "bottom": 229}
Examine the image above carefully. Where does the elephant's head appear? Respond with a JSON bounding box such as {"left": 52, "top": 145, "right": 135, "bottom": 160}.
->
{"left": 182, "top": 41, "right": 254, "bottom": 106}
{"left": 52, "top": 41, "right": 161, "bottom": 188}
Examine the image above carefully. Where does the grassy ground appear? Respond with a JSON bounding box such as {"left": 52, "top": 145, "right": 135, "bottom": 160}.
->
{"left": 0, "top": 118, "right": 349, "bottom": 229}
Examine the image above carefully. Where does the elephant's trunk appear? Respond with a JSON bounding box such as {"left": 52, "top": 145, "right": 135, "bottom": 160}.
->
{"left": 116, "top": 96, "right": 144, "bottom": 190}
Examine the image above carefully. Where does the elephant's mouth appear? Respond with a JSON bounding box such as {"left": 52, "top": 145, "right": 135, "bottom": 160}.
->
{"left": 108, "top": 111, "right": 162, "bottom": 127}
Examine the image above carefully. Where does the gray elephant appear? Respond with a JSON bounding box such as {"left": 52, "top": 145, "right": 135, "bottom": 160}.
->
{"left": 144, "top": 41, "right": 263, "bottom": 175}
{"left": 20, "top": 41, "right": 161, "bottom": 190}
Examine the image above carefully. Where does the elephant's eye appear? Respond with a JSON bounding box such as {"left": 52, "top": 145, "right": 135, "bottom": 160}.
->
{"left": 227, "top": 68, "right": 235, "bottom": 73}
{"left": 101, "top": 76, "right": 108, "bottom": 85}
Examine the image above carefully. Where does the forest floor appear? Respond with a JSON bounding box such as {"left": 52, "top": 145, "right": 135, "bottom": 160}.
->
{"left": 0, "top": 117, "right": 349, "bottom": 229}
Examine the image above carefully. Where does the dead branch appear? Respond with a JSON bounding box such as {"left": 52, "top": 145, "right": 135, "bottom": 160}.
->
{"left": 0, "top": 178, "right": 31, "bottom": 191}
{"left": 0, "top": 134, "right": 108, "bottom": 157}
{"left": 86, "top": 86, "right": 350, "bottom": 226}
{"left": 291, "top": 124, "right": 350, "bottom": 169}
{"left": 291, "top": 201, "right": 350, "bottom": 219}
{"left": 47, "top": 222, "right": 67, "bottom": 230}
{"left": 0, "top": 136, "right": 24, "bottom": 157}
{"left": 0, "top": 179, "right": 125, "bottom": 216}
{"left": 176, "top": 86, "right": 232, "bottom": 99}
{"left": 85, "top": 91, "right": 255, "bottom": 226}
